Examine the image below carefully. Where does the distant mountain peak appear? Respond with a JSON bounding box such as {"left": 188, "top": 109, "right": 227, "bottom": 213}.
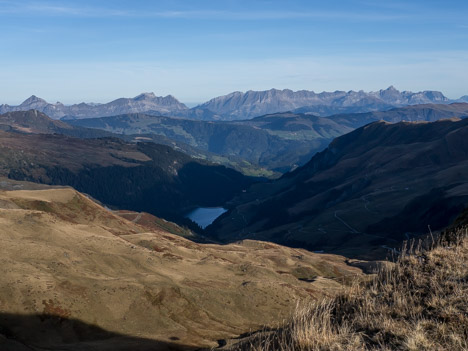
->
{"left": 21, "top": 95, "right": 48, "bottom": 105}
{"left": 134, "top": 92, "right": 156, "bottom": 100}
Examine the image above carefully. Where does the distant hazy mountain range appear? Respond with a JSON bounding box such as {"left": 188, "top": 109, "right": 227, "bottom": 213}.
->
{"left": 194, "top": 86, "right": 451, "bottom": 120}
{"left": 0, "top": 93, "right": 187, "bottom": 120}
{"left": 1, "top": 86, "right": 465, "bottom": 121}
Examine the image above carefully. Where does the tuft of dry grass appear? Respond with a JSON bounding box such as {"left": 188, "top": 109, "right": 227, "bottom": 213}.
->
{"left": 229, "top": 227, "right": 468, "bottom": 351}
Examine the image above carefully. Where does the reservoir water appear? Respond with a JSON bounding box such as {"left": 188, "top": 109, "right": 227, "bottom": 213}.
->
{"left": 186, "top": 207, "right": 227, "bottom": 229}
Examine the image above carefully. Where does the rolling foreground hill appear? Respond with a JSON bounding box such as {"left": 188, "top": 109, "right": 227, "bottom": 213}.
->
{"left": 226, "top": 226, "right": 468, "bottom": 350}
{"left": 209, "top": 118, "right": 468, "bottom": 259}
{"left": 0, "top": 179, "right": 362, "bottom": 350}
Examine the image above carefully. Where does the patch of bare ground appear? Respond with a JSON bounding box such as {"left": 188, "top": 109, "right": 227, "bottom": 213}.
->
{"left": 225, "top": 227, "right": 468, "bottom": 350}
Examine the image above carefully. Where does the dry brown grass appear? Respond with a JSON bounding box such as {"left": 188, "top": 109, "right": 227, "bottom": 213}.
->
{"left": 229, "top": 228, "right": 468, "bottom": 351}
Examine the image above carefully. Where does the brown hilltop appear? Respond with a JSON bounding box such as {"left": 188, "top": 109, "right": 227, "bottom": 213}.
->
{"left": 0, "top": 109, "right": 73, "bottom": 134}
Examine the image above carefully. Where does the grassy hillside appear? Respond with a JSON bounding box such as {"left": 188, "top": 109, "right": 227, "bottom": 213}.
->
{"left": 209, "top": 118, "right": 468, "bottom": 259}
{"left": 0, "top": 130, "right": 256, "bottom": 225}
{"left": 0, "top": 180, "right": 362, "bottom": 350}
{"left": 226, "top": 227, "right": 468, "bottom": 350}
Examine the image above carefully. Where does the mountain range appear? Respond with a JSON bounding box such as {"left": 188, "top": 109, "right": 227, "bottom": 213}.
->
{"left": 194, "top": 86, "right": 451, "bottom": 120}
{"left": 67, "top": 103, "right": 468, "bottom": 172}
{"left": 1, "top": 86, "right": 464, "bottom": 121}
{"left": 0, "top": 93, "right": 187, "bottom": 120}
{"left": 67, "top": 112, "right": 350, "bottom": 173}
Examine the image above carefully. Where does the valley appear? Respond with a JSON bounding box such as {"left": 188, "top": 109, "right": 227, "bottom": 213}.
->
{"left": 2, "top": 1, "right": 468, "bottom": 349}
{"left": 209, "top": 118, "right": 468, "bottom": 259}
{"left": 0, "top": 127, "right": 256, "bottom": 227}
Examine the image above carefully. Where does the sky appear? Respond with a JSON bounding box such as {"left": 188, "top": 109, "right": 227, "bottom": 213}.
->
{"left": 0, "top": 0, "right": 467, "bottom": 105}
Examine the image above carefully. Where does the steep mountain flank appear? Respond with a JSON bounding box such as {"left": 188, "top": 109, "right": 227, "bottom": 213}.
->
{"left": 0, "top": 131, "right": 255, "bottom": 224}
{"left": 209, "top": 118, "right": 468, "bottom": 259}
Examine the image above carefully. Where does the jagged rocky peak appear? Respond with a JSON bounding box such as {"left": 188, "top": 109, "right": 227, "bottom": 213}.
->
{"left": 0, "top": 87, "right": 458, "bottom": 121}
{"left": 134, "top": 92, "right": 157, "bottom": 100}
{"left": 376, "top": 85, "right": 401, "bottom": 97}
{"left": 20, "top": 95, "right": 48, "bottom": 106}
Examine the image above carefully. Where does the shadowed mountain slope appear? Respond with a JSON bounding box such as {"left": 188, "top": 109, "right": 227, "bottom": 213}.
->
{"left": 0, "top": 180, "right": 362, "bottom": 349}
{"left": 0, "top": 130, "right": 255, "bottom": 224}
{"left": 209, "top": 118, "right": 468, "bottom": 259}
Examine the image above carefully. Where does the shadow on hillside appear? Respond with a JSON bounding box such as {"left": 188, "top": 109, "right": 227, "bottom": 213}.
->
{"left": 0, "top": 312, "right": 197, "bottom": 351}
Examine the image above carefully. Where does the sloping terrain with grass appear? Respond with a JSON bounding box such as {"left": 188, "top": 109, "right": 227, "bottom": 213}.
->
{"left": 226, "top": 226, "right": 468, "bottom": 350}
{"left": 0, "top": 179, "right": 363, "bottom": 350}
{"left": 0, "top": 129, "right": 257, "bottom": 225}
{"left": 210, "top": 118, "right": 468, "bottom": 259}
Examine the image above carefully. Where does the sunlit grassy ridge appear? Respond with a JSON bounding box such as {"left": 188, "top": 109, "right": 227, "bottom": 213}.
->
{"left": 228, "top": 227, "right": 468, "bottom": 350}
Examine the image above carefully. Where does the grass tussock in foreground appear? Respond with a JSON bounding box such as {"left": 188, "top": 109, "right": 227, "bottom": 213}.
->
{"left": 229, "top": 228, "right": 468, "bottom": 351}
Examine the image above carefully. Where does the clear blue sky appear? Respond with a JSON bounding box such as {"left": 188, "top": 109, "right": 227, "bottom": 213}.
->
{"left": 1, "top": 0, "right": 467, "bottom": 104}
